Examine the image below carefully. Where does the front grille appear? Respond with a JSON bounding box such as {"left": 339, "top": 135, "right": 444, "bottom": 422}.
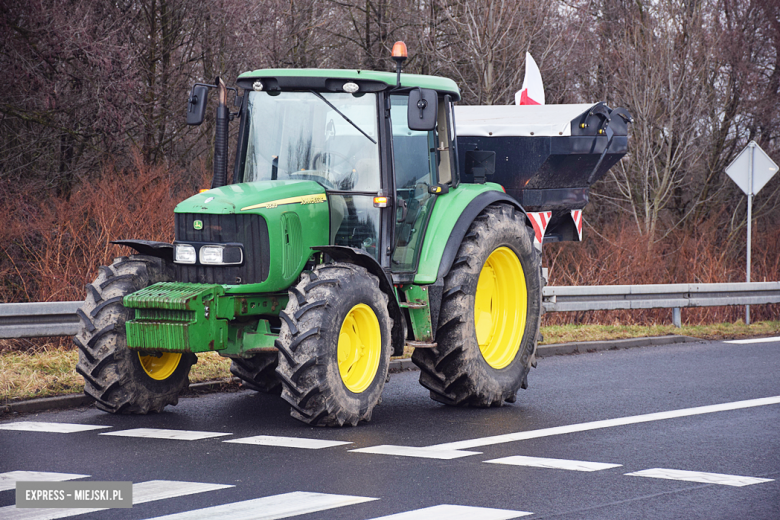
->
{"left": 175, "top": 213, "right": 270, "bottom": 284}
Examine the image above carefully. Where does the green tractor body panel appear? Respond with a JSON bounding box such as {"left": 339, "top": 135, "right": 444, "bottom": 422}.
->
{"left": 127, "top": 180, "right": 327, "bottom": 355}
{"left": 175, "top": 180, "right": 330, "bottom": 294}
{"left": 413, "top": 182, "right": 505, "bottom": 284}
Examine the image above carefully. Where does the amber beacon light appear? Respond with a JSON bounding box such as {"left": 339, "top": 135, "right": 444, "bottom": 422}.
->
{"left": 392, "top": 41, "right": 408, "bottom": 87}
{"left": 391, "top": 41, "right": 408, "bottom": 60}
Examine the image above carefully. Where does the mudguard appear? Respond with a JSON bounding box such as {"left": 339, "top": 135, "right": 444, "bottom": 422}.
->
{"left": 111, "top": 240, "right": 174, "bottom": 263}
{"left": 414, "top": 184, "right": 529, "bottom": 285}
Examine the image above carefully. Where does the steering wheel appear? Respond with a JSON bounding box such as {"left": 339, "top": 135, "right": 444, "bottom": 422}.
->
{"left": 312, "top": 150, "right": 349, "bottom": 172}
{"left": 311, "top": 150, "right": 356, "bottom": 190}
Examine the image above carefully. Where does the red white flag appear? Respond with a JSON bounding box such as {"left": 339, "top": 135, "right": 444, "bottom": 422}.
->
{"left": 515, "top": 52, "right": 545, "bottom": 106}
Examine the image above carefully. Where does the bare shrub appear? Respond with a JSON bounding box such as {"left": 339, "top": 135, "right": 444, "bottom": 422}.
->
{"left": 543, "top": 214, "right": 780, "bottom": 326}
{"left": 1, "top": 156, "right": 208, "bottom": 304}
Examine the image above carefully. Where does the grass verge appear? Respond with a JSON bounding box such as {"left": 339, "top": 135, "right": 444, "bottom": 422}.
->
{"left": 1, "top": 320, "right": 777, "bottom": 403}
{"left": 1, "top": 350, "right": 232, "bottom": 403}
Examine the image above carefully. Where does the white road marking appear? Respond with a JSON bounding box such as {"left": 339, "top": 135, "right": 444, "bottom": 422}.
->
{"left": 724, "top": 336, "right": 780, "bottom": 344}
{"left": 484, "top": 455, "right": 622, "bottom": 472}
{"left": 424, "top": 395, "right": 780, "bottom": 451}
{"left": 142, "top": 491, "right": 377, "bottom": 520}
{"left": 1, "top": 480, "right": 233, "bottom": 520}
{"left": 0, "top": 422, "right": 110, "bottom": 434}
{"left": 366, "top": 504, "right": 532, "bottom": 519}
{"left": 0, "top": 471, "right": 89, "bottom": 492}
{"left": 100, "top": 428, "right": 231, "bottom": 441}
{"left": 224, "top": 435, "right": 351, "bottom": 449}
{"left": 349, "top": 445, "right": 481, "bottom": 459}
{"left": 626, "top": 468, "right": 774, "bottom": 487}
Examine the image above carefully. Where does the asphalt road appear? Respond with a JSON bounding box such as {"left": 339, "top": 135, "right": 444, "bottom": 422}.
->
{"left": 1, "top": 336, "right": 779, "bottom": 519}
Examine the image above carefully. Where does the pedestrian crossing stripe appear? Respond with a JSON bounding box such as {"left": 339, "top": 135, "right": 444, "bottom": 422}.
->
{"left": 625, "top": 468, "right": 774, "bottom": 487}
{"left": 100, "top": 428, "right": 232, "bottom": 441}
{"left": 0, "top": 480, "right": 233, "bottom": 520}
{"left": 142, "top": 491, "right": 378, "bottom": 520}
{"left": 484, "top": 455, "right": 622, "bottom": 472}
{"left": 0, "top": 472, "right": 89, "bottom": 492}
{"left": 349, "top": 445, "right": 480, "bottom": 459}
{"left": 0, "top": 422, "right": 110, "bottom": 434}
{"left": 224, "top": 435, "right": 351, "bottom": 449}
{"left": 366, "top": 504, "right": 531, "bottom": 519}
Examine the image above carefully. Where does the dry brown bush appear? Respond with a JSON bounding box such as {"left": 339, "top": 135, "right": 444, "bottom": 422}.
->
{"left": 543, "top": 214, "right": 780, "bottom": 326}
{"left": 0, "top": 157, "right": 207, "bottom": 351}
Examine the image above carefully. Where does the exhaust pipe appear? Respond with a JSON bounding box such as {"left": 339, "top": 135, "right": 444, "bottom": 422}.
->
{"left": 212, "top": 77, "right": 229, "bottom": 189}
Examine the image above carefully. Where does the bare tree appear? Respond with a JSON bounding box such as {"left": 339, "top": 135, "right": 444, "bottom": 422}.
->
{"left": 589, "top": 0, "right": 715, "bottom": 243}
{"left": 425, "top": 0, "right": 569, "bottom": 105}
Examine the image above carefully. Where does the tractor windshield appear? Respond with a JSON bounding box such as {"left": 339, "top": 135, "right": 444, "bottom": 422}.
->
{"left": 240, "top": 91, "right": 380, "bottom": 192}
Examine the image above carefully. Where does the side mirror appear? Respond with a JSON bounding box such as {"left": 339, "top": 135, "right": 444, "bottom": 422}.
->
{"left": 187, "top": 85, "right": 209, "bottom": 126}
{"left": 465, "top": 150, "right": 496, "bottom": 184}
{"left": 408, "top": 89, "right": 438, "bottom": 131}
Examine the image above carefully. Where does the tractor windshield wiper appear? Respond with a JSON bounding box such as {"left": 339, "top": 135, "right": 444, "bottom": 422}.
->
{"left": 309, "top": 90, "right": 377, "bottom": 144}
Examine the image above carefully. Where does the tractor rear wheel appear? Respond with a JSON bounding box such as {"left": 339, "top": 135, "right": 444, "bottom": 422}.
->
{"left": 275, "top": 263, "right": 392, "bottom": 427}
{"left": 412, "top": 204, "right": 541, "bottom": 406}
{"left": 230, "top": 353, "right": 282, "bottom": 394}
{"left": 74, "top": 255, "right": 196, "bottom": 414}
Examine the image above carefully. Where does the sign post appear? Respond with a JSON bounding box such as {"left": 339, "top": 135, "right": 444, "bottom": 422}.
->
{"left": 725, "top": 141, "right": 778, "bottom": 325}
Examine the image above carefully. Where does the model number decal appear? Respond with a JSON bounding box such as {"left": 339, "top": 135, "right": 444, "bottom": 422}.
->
{"left": 241, "top": 193, "right": 327, "bottom": 211}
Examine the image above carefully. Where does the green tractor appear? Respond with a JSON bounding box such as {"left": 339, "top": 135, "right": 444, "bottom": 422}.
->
{"left": 75, "top": 46, "right": 630, "bottom": 426}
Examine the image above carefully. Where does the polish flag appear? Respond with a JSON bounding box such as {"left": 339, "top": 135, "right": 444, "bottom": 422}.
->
{"left": 515, "top": 52, "right": 545, "bottom": 106}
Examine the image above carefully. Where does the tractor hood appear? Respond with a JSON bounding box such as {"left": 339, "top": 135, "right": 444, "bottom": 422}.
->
{"left": 175, "top": 180, "right": 327, "bottom": 215}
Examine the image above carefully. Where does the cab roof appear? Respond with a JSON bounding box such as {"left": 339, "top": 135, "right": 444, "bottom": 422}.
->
{"left": 236, "top": 68, "right": 460, "bottom": 101}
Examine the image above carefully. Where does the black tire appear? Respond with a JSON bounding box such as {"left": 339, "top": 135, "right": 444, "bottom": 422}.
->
{"left": 412, "top": 203, "right": 542, "bottom": 406}
{"left": 275, "top": 263, "right": 392, "bottom": 427}
{"left": 230, "top": 353, "right": 282, "bottom": 394}
{"left": 74, "top": 255, "right": 196, "bottom": 414}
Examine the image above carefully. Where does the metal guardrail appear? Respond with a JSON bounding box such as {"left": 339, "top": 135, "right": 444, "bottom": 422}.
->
{"left": 542, "top": 281, "right": 780, "bottom": 327}
{"left": 0, "top": 301, "right": 83, "bottom": 338}
{"left": 1, "top": 282, "right": 778, "bottom": 338}
{"left": 542, "top": 282, "right": 780, "bottom": 311}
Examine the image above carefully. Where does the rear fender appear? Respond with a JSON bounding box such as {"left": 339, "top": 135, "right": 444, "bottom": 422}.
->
{"left": 414, "top": 185, "right": 530, "bottom": 285}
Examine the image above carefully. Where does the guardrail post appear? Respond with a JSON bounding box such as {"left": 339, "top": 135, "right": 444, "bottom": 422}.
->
{"left": 672, "top": 308, "right": 681, "bottom": 328}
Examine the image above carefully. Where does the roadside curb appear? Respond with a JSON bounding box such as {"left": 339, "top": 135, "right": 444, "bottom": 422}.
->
{"left": 535, "top": 334, "right": 702, "bottom": 358}
{"left": 0, "top": 335, "right": 703, "bottom": 416}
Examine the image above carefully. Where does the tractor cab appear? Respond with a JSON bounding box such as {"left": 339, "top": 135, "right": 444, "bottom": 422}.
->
{"left": 229, "top": 68, "right": 461, "bottom": 280}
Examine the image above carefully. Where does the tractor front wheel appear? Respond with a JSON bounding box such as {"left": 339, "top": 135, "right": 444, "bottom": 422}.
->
{"left": 275, "top": 263, "right": 392, "bottom": 427}
{"left": 74, "top": 255, "right": 196, "bottom": 414}
{"left": 412, "top": 204, "right": 542, "bottom": 406}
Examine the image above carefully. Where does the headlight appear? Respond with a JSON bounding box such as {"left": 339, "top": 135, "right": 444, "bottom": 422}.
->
{"left": 174, "top": 244, "right": 196, "bottom": 264}
{"left": 199, "top": 245, "right": 243, "bottom": 265}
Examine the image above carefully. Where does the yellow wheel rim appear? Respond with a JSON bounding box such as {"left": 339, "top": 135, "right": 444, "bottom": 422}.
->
{"left": 474, "top": 246, "right": 527, "bottom": 369}
{"left": 138, "top": 352, "right": 181, "bottom": 381}
{"left": 337, "top": 304, "right": 382, "bottom": 393}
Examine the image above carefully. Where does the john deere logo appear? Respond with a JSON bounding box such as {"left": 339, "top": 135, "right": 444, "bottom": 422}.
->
{"left": 193, "top": 220, "right": 203, "bottom": 230}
